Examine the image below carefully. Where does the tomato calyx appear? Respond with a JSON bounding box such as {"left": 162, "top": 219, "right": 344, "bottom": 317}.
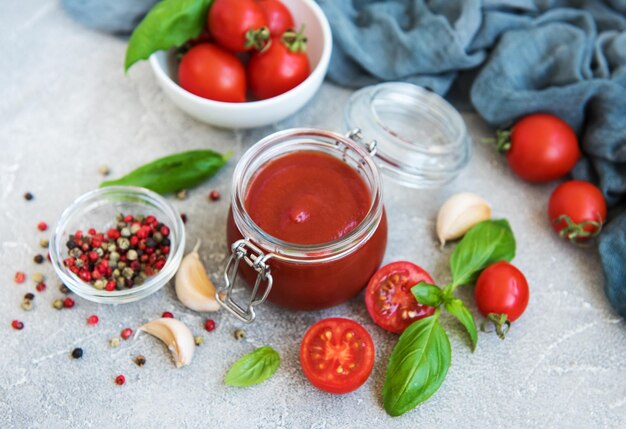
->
{"left": 245, "top": 27, "right": 270, "bottom": 51}
{"left": 281, "top": 26, "right": 307, "bottom": 53}
{"left": 480, "top": 313, "right": 511, "bottom": 340}
{"left": 553, "top": 214, "right": 604, "bottom": 244}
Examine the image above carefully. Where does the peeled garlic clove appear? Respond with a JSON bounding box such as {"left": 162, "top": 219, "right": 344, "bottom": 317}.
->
{"left": 175, "top": 241, "right": 220, "bottom": 312}
{"left": 436, "top": 192, "right": 492, "bottom": 246}
{"left": 138, "top": 318, "right": 195, "bottom": 368}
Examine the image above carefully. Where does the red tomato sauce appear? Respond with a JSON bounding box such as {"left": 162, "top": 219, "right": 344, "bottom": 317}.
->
{"left": 244, "top": 151, "right": 371, "bottom": 244}
{"left": 227, "top": 150, "right": 387, "bottom": 310}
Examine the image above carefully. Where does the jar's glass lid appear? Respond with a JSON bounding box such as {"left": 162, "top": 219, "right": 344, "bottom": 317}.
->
{"left": 344, "top": 82, "right": 471, "bottom": 188}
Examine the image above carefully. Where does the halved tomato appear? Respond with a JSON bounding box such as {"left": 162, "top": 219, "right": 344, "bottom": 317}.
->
{"left": 365, "top": 261, "right": 436, "bottom": 334}
{"left": 300, "top": 318, "right": 374, "bottom": 394}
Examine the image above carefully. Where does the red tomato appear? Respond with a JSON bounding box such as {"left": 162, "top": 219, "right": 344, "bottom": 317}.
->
{"left": 501, "top": 113, "right": 580, "bottom": 182}
{"left": 259, "top": 0, "right": 295, "bottom": 35}
{"left": 300, "top": 318, "right": 375, "bottom": 394}
{"left": 475, "top": 262, "right": 529, "bottom": 338}
{"left": 365, "top": 261, "right": 436, "bottom": 334}
{"left": 248, "top": 37, "right": 310, "bottom": 99}
{"left": 548, "top": 180, "right": 607, "bottom": 243}
{"left": 178, "top": 44, "right": 246, "bottom": 102}
{"left": 208, "top": 0, "right": 268, "bottom": 52}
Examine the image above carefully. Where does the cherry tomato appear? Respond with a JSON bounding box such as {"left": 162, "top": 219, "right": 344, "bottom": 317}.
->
{"left": 300, "top": 318, "right": 375, "bottom": 394}
{"left": 259, "top": 0, "right": 295, "bottom": 35}
{"left": 178, "top": 43, "right": 246, "bottom": 102}
{"left": 208, "top": 0, "right": 268, "bottom": 52}
{"left": 248, "top": 35, "right": 310, "bottom": 100}
{"left": 475, "top": 261, "right": 529, "bottom": 339}
{"left": 548, "top": 180, "right": 607, "bottom": 243}
{"left": 365, "top": 261, "right": 435, "bottom": 334}
{"left": 499, "top": 113, "right": 580, "bottom": 183}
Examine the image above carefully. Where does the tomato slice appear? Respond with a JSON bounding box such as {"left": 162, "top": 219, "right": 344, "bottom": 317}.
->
{"left": 365, "top": 261, "right": 436, "bottom": 334}
{"left": 300, "top": 318, "right": 374, "bottom": 394}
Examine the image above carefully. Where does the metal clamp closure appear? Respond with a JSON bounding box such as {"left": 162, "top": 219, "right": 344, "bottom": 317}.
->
{"left": 346, "top": 128, "right": 377, "bottom": 156}
{"left": 216, "top": 239, "right": 273, "bottom": 323}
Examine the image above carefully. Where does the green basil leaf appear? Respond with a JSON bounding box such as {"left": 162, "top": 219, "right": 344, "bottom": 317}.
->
{"left": 125, "top": 0, "right": 214, "bottom": 71}
{"left": 224, "top": 346, "right": 280, "bottom": 387}
{"left": 411, "top": 282, "right": 443, "bottom": 307}
{"left": 450, "top": 219, "right": 515, "bottom": 287}
{"left": 383, "top": 312, "right": 451, "bottom": 417}
{"left": 100, "top": 150, "right": 230, "bottom": 194}
{"left": 444, "top": 298, "right": 478, "bottom": 351}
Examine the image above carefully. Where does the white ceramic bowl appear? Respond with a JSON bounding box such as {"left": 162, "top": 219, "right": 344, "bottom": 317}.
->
{"left": 149, "top": 0, "right": 332, "bottom": 129}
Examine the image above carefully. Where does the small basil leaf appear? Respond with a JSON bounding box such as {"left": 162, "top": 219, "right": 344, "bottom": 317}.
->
{"left": 411, "top": 282, "right": 443, "bottom": 307}
{"left": 125, "top": 0, "right": 214, "bottom": 71}
{"left": 450, "top": 219, "right": 515, "bottom": 287}
{"left": 444, "top": 298, "right": 478, "bottom": 351}
{"left": 224, "top": 346, "right": 280, "bottom": 387}
{"left": 100, "top": 150, "right": 230, "bottom": 194}
{"left": 383, "top": 312, "right": 451, "bottom": 417}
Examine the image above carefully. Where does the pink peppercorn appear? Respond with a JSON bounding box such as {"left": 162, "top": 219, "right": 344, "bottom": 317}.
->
{"left": 87, "top": 315, "right": 99, "bottom": 325}
{"left": 204, "top": 319, "right": 216, "bottom": 332}
{"left": 63, "top": 297, "right": 75, "bottom": 308}
{"left": 14, "top": 272, "right": 26, "bottom": 284}
{"left": 161, "top": 311, "right": 173, "bottom": 318}
{"left": 36, "top": 282, "right": 46, "bottom": 292}
{"left": 209, "top": 190, "right": 220, "bottom": 201}
{"left": 37, "top": 221, "right": 48, "bottom": 231}
{"left": 115, "top": 375, "right": 125, "bottom": 385}
{"left": 121, "top": 328, "right": 133, "bottom": 340}
{"left": 11, "top": 320, "right": 24, "bottom": 330}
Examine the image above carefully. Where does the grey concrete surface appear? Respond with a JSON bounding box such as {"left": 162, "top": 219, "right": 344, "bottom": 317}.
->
{"left": 1, "top": 1, "right": 625, "bottom": 428}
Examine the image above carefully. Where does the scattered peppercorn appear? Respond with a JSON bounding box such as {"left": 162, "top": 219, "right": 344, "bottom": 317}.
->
{"left": 109, "top": 337, "right": 121, "bottom": 348}
{"left": 134, "top": 355, "right": 146, "bottom": 367}
{"left": 115, "top": 375, "right": 125, "bottom": 385}
{"left": 37, "top": 222, "right": 48, "bottom": 231}
{"left": 23, "top": 192, "right": 34, "bottom": 201}
{"left": 121, "top": 328, "right": 133, "bottom": 340}
{"left": 59, "top": 284, "right": 71, "bottom": 294}
{"left": 14, "top": 272, "right": 26, "bottom": 284}
{"left": 32, "top": 272, "right": 44, "bottom": 283}
{"left": 35, "top": 282, "right": 46, "bottom": 292}
{"left": 98, "top": 165, "right": 110, "bottom": 176}
{"left": 86, "top": 315, "right": 99, "bottom": 325}
{"left": 161, "top": 311, "right": 173, "bottom": 318}
{"left": 63, "top": 297, "right": 75, "bottom": 308}
{"left": 33, "top": 254, "right": 44, "bottom": 264}
{"left": 209, "top": 190, "right": 220, "bottom": 201}
{"left": 21, "top": 299, "right": 33, "bottom": 311}
{"left": 52, "top": 299, "right": 64, "bottom": 310}
{"left": 204, "top": 319, "right": 216, "bottom": 332}
{"left": 194, "top": 336, "right": 204, "bottom": 346}
{"left": 234, "top": 329, "right": 245, "bottom": 340}
{"left": 180, "top": 213, "right": 188, "bottom": 224}
{"left": 11, "top": 320, "right": 24, "bottom": 330}
{"left": 39, "top": 238, "right": 49, "bottom": 248}
{"left": 71, "top": 348, "right": 83, "bottom": 359}
{"left": 24, "top": 293, "right": 34, "bottom": 300}
{"left": 176, "top": 189, "right": 188, "bottom": 200}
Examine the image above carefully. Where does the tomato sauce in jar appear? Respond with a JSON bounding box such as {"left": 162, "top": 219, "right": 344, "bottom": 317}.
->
{"left": 223, "top": 129, "right": 387, "bottom": 316}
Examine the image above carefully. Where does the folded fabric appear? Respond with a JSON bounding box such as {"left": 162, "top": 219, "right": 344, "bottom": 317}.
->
{"left": 61, "top": 0, "right": 158, "bottom": 35}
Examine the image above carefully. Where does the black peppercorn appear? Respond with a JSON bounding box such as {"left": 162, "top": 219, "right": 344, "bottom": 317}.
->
{"left": 23, "top": 192, "right": 33, "bottom": 201}
{"left": 33, "top": 254, "right": 44, "bottom": 264}
{"left": 71, "top": 348, "right": 83, "bottom": 359}
{"left": 162, "top": 238, "right": 171, "bottom": 247}
{"left": 24, "top": 293, "right": 34, "bottom": 300}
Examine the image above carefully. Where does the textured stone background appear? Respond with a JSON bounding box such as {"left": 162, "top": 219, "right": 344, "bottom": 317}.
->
{"left": 1, "top": 1, "right": 625, "bottom": 428}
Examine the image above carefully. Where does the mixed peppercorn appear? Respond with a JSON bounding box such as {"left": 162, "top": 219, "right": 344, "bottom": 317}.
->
{"left": 63, "top": 213, "right": 171, "bottom": 291}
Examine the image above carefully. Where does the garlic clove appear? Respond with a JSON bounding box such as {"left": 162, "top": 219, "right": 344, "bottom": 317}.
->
{"left": 436, "top": 192, "right": 492, "bottom": 246}
{"left": 175, "top": 241, "right": 220, "bottom": 312}
{"left": 138, "top": 318, "right": 195, "bottom": 368}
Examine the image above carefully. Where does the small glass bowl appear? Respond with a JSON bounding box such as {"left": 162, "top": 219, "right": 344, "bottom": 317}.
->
{"left": 49, "top": 186, "right": 185, "bottom": 304}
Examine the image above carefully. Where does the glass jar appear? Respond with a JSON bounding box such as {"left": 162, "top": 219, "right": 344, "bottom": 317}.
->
{"left": 221, "top": 129, "right": 388, "bottom": 322}
{"left": 219, "top": 82, "right": 470, "bottom": 322}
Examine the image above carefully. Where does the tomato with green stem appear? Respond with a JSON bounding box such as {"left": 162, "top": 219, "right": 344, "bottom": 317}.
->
{"left": 208, "top": 0, "right": 269, "bottom": 52}
{"left": 300, "top": 318, "right": 375, "bottom": 394}
{"left": 365, "top": 261, "right": 436, "bottom": 334}
{"left": 247, "top": 28, "right": 310, "bottom": 100}
{"left": 259, "top": 0, "right": 295, "bottom": 35}
{"left": 548, "top": 180, "right": 607, "bottom": 243}
{"left": 178, "top": 44, "right": 246, "bottom": 102}
{"left": 494, "top": 113, "right": 580, "bottom": 183}
{"left": 474, "top": 261, "right": 529, "bottom": 339}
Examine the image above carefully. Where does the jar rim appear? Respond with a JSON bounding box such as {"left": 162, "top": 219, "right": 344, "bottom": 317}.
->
{"left": 231, "top": 128, "right": 384, "bottom": 263}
